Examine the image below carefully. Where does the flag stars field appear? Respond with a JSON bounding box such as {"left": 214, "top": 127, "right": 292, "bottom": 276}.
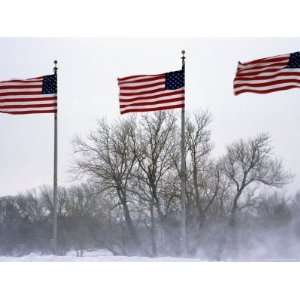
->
{"left": 286, "top": 52, "right": 300, "bottom": 68}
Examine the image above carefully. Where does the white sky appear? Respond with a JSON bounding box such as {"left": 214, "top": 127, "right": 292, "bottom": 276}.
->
{"left": 1, "top": 38, "right": 300, "bottom": 196}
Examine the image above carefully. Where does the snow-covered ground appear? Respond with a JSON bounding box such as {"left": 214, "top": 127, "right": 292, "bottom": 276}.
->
{"left": 0, "top": 249, "right": 202, "bottom": 262}
{"left": 2, "top": 248, "right": 300, "bottom": 261}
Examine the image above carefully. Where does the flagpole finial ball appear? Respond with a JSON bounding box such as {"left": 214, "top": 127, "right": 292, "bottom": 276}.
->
{"left": 53, "top": 60, "right": 58, "bottom": 75}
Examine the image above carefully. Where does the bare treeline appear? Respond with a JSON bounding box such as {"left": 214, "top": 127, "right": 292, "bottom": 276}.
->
{"left": 1, "top": 111, "right": 298, "bottom": 259}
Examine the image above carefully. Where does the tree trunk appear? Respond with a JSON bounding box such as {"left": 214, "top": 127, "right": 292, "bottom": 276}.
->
{"left": 229, "top": 192, "right": 241, "bottom": 259}
{"left": 122, "top": 199, "right": 140, "bottom": 247}
{"left": 150, "top": 202, "right": 157, "bottom": 257}
{"left": 117, "top": 188, "right": 140, "bottom": 250}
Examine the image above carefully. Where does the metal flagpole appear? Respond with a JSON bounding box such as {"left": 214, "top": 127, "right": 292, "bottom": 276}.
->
{"left": 52, "top": 60, "right": 58, "bottom": 254}
{"left": 180, "top": 50, "right": 187, "bottom": 256}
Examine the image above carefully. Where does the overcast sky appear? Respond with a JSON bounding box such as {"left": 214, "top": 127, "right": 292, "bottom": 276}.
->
{"left": 0, "top": 38, "right": 300, "bottom": 196}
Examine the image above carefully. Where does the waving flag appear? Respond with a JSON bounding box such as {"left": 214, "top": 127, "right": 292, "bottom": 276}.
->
{"left": 118, "top": 69, "right": 184, "bottom": 114}
{"left": 0, "top": 74, "right": 57, "bottom": 115}
{"left": 234, "top": 51, "right": 300, "bottom": 95}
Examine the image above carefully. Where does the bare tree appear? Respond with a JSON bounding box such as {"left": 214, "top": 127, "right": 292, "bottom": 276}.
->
{"left": 131, "top": 111, "right": 177, "bottom": 256}
{"left": 15, "top": 190, "right": 45, "bottom": 222}
{"left": 218, "top": 133, "right": 292, "bottom": 258}
{"left": 185, "top": 111, "right": 214, "bottom": 225}
{"left": 221, "top": 133, "right": 291, "bottom": 224}
{"left": 63, "top": 183, "right": 100, "bottom": 256}
{"left": 72, "top": 118, "right": 141, "bottom": 251}
{"left": 39, "top": 185, "right": 68, "bottom": 218}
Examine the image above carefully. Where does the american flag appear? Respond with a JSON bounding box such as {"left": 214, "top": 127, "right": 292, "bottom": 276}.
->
{"left": 234, "top": 51, "right": 300, "bottom": 95}
{"left": 0, "top": 74, "right": 57, "bottom": 115}
{"left": 118, "top": 69, "right": 184, "bottom": 114}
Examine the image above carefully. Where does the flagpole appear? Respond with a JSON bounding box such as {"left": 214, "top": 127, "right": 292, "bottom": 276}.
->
{"left": 180, "top": 50, "right": 187, "bottom": 256}
{"left": 52, "top": 60, "right": 58, "bottom": 254}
